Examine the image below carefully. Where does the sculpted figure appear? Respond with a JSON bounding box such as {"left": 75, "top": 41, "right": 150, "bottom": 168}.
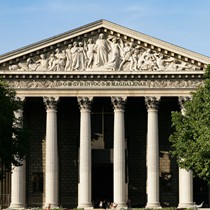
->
{"left": 27, "top": 58, "right": 39, "bottom": 71}
{"left": 9, "top": 58, "right": 36, "bottom": 71}
{"left": 49, "top": 49, "right": 66, "bottom": 71}
{"left": 137, "top": 48, "right": 146, "bottom": 70}
{"left": 130, "top": 46, "right": 141, "bottom": 71}
{"left": 106, "top": 36, "right": 123, "bottom": 70}
{"left": 85, "top": 38, "right": 95, "bottom": 68}
{"left": 118, "top": 42, "right": 133, "bottom": 71}
{"left": 94, "top": 33, "right": 110, "bottom": 67}
{"left": 175, "top": 62, "right": 198, "bottom": 71}
{"left": 77, "top": 42, "right": 86, "bottom": 70}
{"left": 154, "top": 53, "right": 165, "bottom": 71}
{"left": 36, "top": 54, "right": 48, "bottom": 71}
{"left": 65, "top": 44, "right": 73, "bottom": 71}
{"left": 55, "top": 48, "right": 66, "bottom": 71}
{"left": 71, "top": 41, "right": 86, "bottom": 70}
{"left": 139, "top": 49, "right": 157, "bottom": 71}
{"left": 48, "top": 53, "right": 56, "bottom": 70}
{"left": 165, "top": 57, "right": 179, "bottom": 71}
{"left": 9, "top": 64, "right": 22, "bottom": 71}
{"left": 71, "top": 41, "right": 79, "bottom": 70}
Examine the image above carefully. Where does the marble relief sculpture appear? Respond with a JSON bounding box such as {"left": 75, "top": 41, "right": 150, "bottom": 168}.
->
{"left": 94, "top": 33, "right": 110, "bottom": 67}
{"left": 8, "top": 33, "right": 200, "bottom": 72}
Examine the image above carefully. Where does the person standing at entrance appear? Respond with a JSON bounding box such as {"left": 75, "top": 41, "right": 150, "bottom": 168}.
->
{"left": 99, "top": 200, "right": 103, "bottom": 208}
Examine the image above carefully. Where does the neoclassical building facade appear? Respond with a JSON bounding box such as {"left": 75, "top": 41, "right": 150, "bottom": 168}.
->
{"left": 0, "top": 20, "right": 210, "bottom": 209}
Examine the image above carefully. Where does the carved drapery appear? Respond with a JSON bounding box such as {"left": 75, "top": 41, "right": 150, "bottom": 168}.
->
{"left": 5, "top": 33, "right": 201, "bottom": 73}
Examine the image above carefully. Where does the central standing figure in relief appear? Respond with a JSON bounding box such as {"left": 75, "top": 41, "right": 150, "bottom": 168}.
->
{"left": 94, "top": 33, "right": 110, "bottom": 67}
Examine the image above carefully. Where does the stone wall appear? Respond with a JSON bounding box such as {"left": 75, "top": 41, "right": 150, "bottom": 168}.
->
{"left": 159, "top": 97, "right": 179, "bottom": 207}
{"left": 24, "top": 97, "right": 46, "bottom": 206}
{"left": 125, "top": 97, "right": 147, "bottom": 207}
{"left": 58, "top": 98, "right": 80, "bottom": 207}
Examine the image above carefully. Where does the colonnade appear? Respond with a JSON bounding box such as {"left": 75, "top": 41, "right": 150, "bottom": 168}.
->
{"left": 9, "top": 96, "right": 194, "bottom": 209}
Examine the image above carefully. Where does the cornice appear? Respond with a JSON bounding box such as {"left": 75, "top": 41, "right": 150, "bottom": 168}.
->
{"left": 0, "top": 71, "right": 203, "bottom": 80}
{"left": 101, "top": 20, "right": 210, "bottom": 64}
{"left": 0, "top": 20, "right": 104, "bottom": 62}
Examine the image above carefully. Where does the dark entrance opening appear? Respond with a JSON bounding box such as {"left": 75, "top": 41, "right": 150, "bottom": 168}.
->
{"left": 92, "top": 163, "right": 113, "bottom": 206}
{"left": 193, "top": 177, "right": 209, "bottom": 207}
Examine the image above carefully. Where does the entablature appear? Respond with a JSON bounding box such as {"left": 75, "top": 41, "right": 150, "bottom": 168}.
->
{"left": 1, "top": 71, "right": 203, "bottom": 94}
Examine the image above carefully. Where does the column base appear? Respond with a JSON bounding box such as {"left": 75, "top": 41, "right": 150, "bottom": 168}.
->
{"left": 115, "top": 203, "right": 127, "bottom": 209}
{"left": 44, "top": 203, "right": 59, "bottom": 209}
{"left": 9, "top": 203, "right": 26, "bottom": 209}
{"left": 178, "top": 202, "right": 195, "bottom": 209}
{"left": 146, "top": 202, "right": 162, "bottom": 209}
{"left": 77, "top": 203, "right": 93, "bottom": 209}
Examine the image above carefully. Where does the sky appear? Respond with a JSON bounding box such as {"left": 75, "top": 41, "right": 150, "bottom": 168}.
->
{"left": 0, "top": 0, "right": 210, "bottom": 57}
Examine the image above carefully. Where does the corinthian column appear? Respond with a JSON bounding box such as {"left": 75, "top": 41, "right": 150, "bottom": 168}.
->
{"left": 43, "top": 97, "right": 59, "bottom": 208}
{"left": 145, "top": 96, "right": 161, "bottom": 208}
{"left": 178, "top": 96, "right": 194, "bottom": 209}
{"left": 10, "top": 97, "right": 26, "bottom": 209}
{"left": 111, "top": 96, "right": 127, "bottom": 208}
{"left": 77, "top": 97, "right": 93, "bottom": 208}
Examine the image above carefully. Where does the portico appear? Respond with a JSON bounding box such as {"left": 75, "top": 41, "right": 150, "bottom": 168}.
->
{"left": 7, "top": 96, "right": 196, "bottom": 208}
{"left": 0, "top": 20, "right": 210, "bottom": 208}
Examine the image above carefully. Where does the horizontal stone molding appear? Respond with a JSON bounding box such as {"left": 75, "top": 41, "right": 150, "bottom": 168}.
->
{"left": 7, "top": 78, "right": 203, "bottom": 90}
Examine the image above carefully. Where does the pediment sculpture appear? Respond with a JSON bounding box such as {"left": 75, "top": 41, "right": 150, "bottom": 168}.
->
{"left": 8, "top": 33, "right": 201, "bottom": 72}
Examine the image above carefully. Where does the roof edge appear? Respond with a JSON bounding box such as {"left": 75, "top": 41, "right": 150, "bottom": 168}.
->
{"left": 0, "top": 19, "right": 105, "bottom": 60}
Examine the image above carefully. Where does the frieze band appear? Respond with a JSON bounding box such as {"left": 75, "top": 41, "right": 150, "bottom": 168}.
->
{"left": 8, "top": 79, "right": 203, "bottom": 89}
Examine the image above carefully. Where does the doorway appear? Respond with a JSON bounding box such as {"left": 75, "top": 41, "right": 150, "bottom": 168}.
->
{"left": 92, "top": 163, "right": 113, "bottom": 206}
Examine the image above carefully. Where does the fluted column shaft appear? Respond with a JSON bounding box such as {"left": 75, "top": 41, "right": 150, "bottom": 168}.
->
{"left": 112, "top": 97, "right": 126, "bottom": 208}
{"left": 77, "top": 97, "right": 93, "bottom": 208}
{"left": 10, "top": 103, "right": 26, "bottom": 209}
{"left": 44, "top": 97, "right": 59, "bottom": 208}
{"left": 145, "top": 97, "right": 161, "bottom": 208}
{"left": 178, "top": 96, "right": 193, "bottom": 208}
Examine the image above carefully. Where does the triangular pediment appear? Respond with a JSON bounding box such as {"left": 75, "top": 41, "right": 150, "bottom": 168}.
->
{"left": 0, "top": 19, "right": 210, "bottom": 73}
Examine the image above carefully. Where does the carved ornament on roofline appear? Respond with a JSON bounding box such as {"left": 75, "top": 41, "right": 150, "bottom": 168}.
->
{"left": 4, "top": 33, "right": 201, "bottom": 73}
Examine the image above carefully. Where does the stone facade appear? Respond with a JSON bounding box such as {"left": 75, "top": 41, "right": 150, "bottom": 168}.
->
{"left": 0, "top": 20, "right": 210, "bottom": 209}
